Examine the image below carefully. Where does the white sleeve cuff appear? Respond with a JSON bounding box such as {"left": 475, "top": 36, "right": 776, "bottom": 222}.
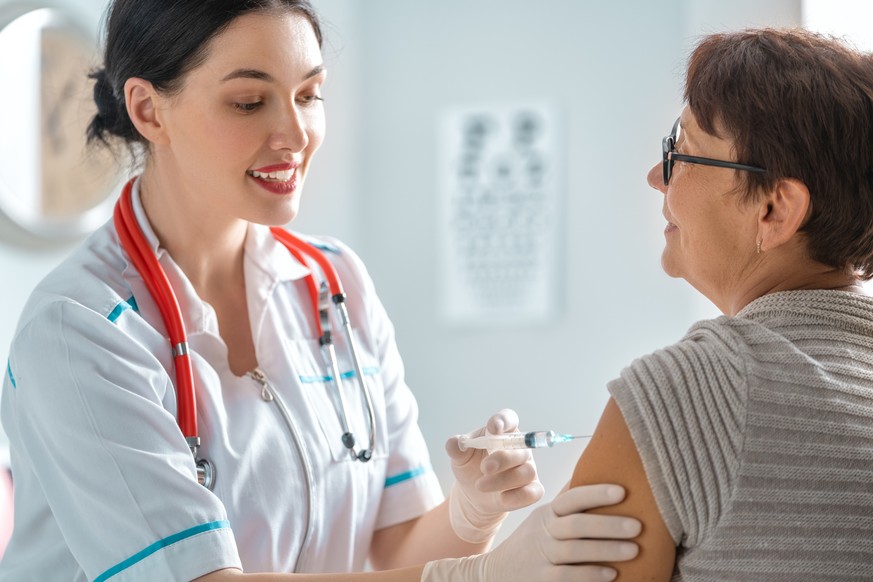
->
{"left": 375, "top": 466, "right": 444, "bottom": 530}
{"left": 94, "top": 521, "right": 241, "bottom": 582}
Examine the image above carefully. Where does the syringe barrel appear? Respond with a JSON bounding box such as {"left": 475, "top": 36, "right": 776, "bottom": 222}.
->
{"left": 523, "top": 430, "right": 557, "bottom": 448}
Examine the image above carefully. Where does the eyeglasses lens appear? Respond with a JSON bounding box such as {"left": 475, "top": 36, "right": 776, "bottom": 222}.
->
{"left": 662, "top": 118, "right": 681, "bottom": 186}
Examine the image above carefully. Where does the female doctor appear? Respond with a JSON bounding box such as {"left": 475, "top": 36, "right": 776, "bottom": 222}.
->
{"left": 0, "top": 1, "right": 640, "bottom": 581}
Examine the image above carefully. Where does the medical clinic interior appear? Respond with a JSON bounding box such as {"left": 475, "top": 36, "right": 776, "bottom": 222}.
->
{"left": 0, "top": 0, "right": 871, "bottom": 576}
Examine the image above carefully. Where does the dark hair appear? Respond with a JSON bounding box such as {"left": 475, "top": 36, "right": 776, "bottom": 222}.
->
{"left": 685, "top": 28, "right": 873, "bottom": 279}
{"left": 87, "top": 0, "right": 322, "bottom": 148}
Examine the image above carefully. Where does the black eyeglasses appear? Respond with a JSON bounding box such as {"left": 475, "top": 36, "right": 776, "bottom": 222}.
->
{"left": 662, "top": 117, "right": 766, "bottom": 185}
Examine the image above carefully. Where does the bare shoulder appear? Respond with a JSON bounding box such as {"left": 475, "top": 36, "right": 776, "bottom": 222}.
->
{"left": 571, "top": 398, "right": 677, "bottom": 581}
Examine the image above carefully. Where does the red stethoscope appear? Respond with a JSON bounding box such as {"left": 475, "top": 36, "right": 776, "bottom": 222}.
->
{"left": 113, "top": 178, "right": 376, "bottom": 490}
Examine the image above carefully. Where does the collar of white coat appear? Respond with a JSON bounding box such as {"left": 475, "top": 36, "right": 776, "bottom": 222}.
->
{"left": 127, "top": 175, "right": 313, "bottom": 283}
{"left": 123, "top": 176, "right": 315, "bottom": 336}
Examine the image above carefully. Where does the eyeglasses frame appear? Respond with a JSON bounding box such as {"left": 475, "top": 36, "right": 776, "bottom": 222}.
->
{"left": 662, "top": 117, "right": 766, "bottom": 186}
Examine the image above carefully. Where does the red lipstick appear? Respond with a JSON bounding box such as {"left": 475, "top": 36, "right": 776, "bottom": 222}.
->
{"left": 250, "top": 176, "right": 297, "bottom": 195}
{"left": 247, "top": 162, "right": 299, "bottom": 195}
{"left": 251, "top": 162, "right": 296, "bottom": 173}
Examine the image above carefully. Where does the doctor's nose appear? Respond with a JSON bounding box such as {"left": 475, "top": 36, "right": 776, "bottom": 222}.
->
{"left": 269, "top": 107, "right": 310, "bottom": 152}
{"left": 647, "top": 162, "right": 666, "bottom": 194}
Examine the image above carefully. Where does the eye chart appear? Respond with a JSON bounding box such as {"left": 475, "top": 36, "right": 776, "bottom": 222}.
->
{"left": 438, "top": 103, "right": 563, "bottom": 327}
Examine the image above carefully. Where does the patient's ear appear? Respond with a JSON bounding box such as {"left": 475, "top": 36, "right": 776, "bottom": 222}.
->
{"left": 757, "top": 178, "right": 810, "bottom": 253}
{"left": 124, "top": 77, "right": 169, "bottom": 146}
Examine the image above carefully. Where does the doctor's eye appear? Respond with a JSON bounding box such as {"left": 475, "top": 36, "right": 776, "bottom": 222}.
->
{"left": 233, "top": 101, "right": 264, "bottom": 113}
{"left": 297, "top": 94, "right": 324, "bottom": 107}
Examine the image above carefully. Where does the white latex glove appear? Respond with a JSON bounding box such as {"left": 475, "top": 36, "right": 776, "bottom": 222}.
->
{"left": 422, "top": 484, "right": 642, "bottom": 582}
{"left": 445, "top": 409, "right": 544, "bottom": 543}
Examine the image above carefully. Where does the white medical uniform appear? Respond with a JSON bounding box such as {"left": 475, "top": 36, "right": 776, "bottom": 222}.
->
{"left": 0, "top": 179, "right": 444, "bottom": 581}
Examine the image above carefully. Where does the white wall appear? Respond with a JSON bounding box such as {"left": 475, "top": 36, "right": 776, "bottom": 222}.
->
{"left": 803, "top": 0, "right": 873, "bottom": 52}
{"left": 1, "top": 0, "right": 802, "bottom": 544}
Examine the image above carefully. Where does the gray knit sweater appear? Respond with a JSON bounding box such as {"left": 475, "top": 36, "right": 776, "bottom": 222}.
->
{"left": 609, "top": 290, "right": 873, "bottom": 581}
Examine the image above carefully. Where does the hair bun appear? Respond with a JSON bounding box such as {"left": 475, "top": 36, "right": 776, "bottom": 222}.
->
{"left": 92, "top": 69, "right": 118, "bottom": 121}
{"left": 87, "top": 68, "right": 134, "bottom": 145}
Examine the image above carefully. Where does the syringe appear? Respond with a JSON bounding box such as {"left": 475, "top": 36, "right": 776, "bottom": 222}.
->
{"left": 457, "top": 430, "right": 591, "bottom": 451}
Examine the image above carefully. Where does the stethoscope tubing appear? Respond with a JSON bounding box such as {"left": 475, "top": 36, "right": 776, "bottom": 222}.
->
{"left": 271, "top": 227, "right": 377, "bottom": 461}
{"left": 114, "top": 182, "right": 199, "bottom": 442}
{"left": 271, "top": 227, "right": 343, "bottom": 300}
{"left": 114, "top": 178, "right": 378, "bottom": 487}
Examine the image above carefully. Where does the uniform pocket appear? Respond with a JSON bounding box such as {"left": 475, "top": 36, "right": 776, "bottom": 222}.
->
{"left": 284, "top": 334, "right": 387, "bottom": 463}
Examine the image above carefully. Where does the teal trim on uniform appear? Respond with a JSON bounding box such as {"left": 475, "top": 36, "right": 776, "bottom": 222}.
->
{"left": 94, "top": 520, "right": 230, "bottom": 582}
{"left": 385, "top": 465, "right": 429, "bottom": 488}
{"left": 6, "top": 360, "right": 15, "bottom": 389}
{"left": 107, "top": 296, "right": 139, "bottom": 323}
{"left": 306, "top": 240, "right": 340, "bottom": 254}
{"left": 106, "top": 302, "right": 129, "bottom": 323}
{"left": 298, "top": 366, "right": 380, "bottom": 384}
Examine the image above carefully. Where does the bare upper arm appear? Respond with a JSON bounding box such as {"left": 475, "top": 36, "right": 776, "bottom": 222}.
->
{"left": 571, "top": 398, "right": 677, "bottom": 581}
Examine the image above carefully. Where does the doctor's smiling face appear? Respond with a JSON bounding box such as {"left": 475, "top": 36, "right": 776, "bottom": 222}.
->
{"left": 132, "top": 9, "right": 326, "bottom": 227}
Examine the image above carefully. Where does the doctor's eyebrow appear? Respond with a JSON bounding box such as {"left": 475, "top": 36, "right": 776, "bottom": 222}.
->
{"left": 220, "top": 65, "right": 326, "bottom": 83}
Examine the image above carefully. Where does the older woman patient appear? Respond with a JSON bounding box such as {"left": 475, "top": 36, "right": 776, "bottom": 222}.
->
{"left": 571, "top": 28, "right": 873, "bottom": 580}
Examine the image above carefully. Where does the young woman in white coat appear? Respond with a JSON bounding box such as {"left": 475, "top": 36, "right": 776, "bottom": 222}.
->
{"left": 0, "top": 1, "right": 641, "bottom": 580}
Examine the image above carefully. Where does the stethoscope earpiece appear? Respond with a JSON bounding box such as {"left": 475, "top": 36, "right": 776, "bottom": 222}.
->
{"left": 343, "top": 432, "right": 373, "bottom": 462}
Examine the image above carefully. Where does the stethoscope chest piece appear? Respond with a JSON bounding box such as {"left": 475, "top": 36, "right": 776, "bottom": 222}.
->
{"left": 188, "top": 436, "right": 216, "bottom": 490}
{"left": 196, "top": 457, "right": 216, "bottom": 490}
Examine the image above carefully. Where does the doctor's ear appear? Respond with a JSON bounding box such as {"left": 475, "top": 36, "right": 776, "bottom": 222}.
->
{"left": 757, "top": 177, "right": 810, "bottom": 252}
{"left": 123, "top": 77, "right": 168, "bottom": 146}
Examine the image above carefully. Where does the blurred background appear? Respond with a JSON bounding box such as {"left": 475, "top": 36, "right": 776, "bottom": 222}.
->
{"left": 0, "top": 0, "right": 870, "bottom": 548}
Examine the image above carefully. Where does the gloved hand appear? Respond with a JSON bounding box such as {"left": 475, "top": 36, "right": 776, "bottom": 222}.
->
{"left": 445, "top": 409, "right": 544, "bottom": 544}
{"left": 422, "top": 484, "right": 642, "bottom": 582}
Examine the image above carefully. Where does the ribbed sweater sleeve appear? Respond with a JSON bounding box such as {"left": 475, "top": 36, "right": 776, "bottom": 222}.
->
{"left": 608, "top": 321, "right": 747, "bottom": 546}
{"left": 607, "top": 291, "right": 873, "bottom": 580}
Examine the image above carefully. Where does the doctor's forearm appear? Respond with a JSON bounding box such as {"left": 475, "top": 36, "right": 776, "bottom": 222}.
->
{"left": 194, "top": 502, "right": 485, "bottom": 581}
{"left": 194, "top": 565, "right": 425, "bottom": 581}
{"left": 368, "top": 500, "right": 490, "bottom": 570}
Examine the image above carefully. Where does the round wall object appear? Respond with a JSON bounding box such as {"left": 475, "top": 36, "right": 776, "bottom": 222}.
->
{"left": 0, "top": 5, "right": 120, "bottom": 242}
